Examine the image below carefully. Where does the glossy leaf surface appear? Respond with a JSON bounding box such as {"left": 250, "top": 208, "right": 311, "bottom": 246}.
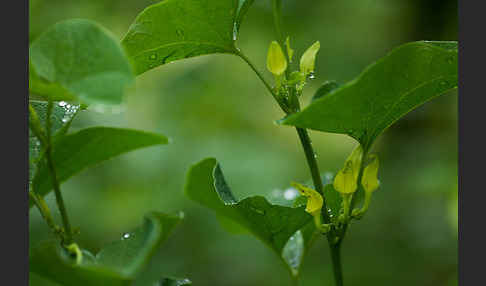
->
{"left": 281, "top": 41, "right": 458, "bottom": 149}
{"left": 31, "top": 127, "right": 168, "bottom": 207}
{"left": 30, "top": 212, "right": 184, "bottom": 286}
{"left": 122, "top": 0, "right": 255, "bottom": 74}
{"left": 185, "top": 158, "right": 313, "bottom": 276}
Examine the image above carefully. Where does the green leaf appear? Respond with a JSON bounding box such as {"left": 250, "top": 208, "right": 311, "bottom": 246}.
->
{"left": 30, "top": 212, "right": 184, "bottom": 286}
{"left": 281, "top": 41, "right": 458, "bottom": 149}
{"left": 30, "top": 127, "right": 168, "bottom": 207}
{"left": 311, "top": 81, "right": 340, "bottom": 102}
{"left": 121, "top": 0, "right": 255, "bottom": 75}
{"left": 29, "top": 101, "right": 80, "bottom": 187}
{"left": 29, "top": 19, "right": 134, "bottom": 104}
{"left": 184, "top": 158, "right": 313, "bottom": 277}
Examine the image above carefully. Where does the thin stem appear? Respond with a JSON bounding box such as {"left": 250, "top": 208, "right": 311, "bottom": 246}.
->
{"left": 269, "top": 2, "right": 345, "bottom": 286}
{"left": 295, "top": 128, "right": 330, "bottom": 223}
{"left": 237, "top": 51, "right": 290, "bottom": 113}
{"left": 29, "top": 191, "right": 60, "bottom": 235}
{"left": 45, "top": 99, "right": 74, "bottom": 245}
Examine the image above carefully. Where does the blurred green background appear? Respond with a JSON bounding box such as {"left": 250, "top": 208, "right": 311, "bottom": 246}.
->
{"left": 29, "top": 0, "right": 458, "bottom": 285}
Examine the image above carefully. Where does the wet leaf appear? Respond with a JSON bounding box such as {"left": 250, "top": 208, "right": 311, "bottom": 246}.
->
{"left": 30, "top": 212, "right": 185, "bottom": 286}
{"left": 185, "top": 158, "right": 313, "bottom": 277}
{"left": 29, "top": 19, "right": 134, "bottom": 104}
{"left": 30, "top": 127, "right": 168, "bottom": 207}
{"left": 122, "top": 0, "right": 255, "bottom": 74}
{"left": 281, "top": 41, "right": 458, "bottom": 149}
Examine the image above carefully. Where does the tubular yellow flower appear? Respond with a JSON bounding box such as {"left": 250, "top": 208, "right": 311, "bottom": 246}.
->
{"left": 346, "top": 145, "right": 363, "bottom": 181}
{"left": 333, "top": 161, "right": 357, "bottom": 194}
{"left": 291, "top": 182, "right": 323, "bottom": 215}
{"left": 266, "top": 41, "right": 287, "bottom": 75}
{"left": 361, "top": 154, "right": 380, "bottom": 193}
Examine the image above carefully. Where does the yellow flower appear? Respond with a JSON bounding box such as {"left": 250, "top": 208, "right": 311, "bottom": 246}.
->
{"left": 291, "top": 182, "right": 323, "bottom": 215}
{"left": 362, "top": 154, "right": 380, "bottom": 193}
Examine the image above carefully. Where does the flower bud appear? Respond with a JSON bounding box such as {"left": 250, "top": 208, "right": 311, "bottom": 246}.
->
{"left": 267, "top": 41, "right": 287, "bottom": 75}
{"left": 300, "top": 41, "right": 320, "bottom": 76}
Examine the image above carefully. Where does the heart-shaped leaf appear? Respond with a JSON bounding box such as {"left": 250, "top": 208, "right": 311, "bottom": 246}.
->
{"left": 30, "top": 212, "right": 185, "bottom": 286}
{"left": 29, "top": 19, "right": 134, "bottom": 104}
{"left": 30, "top": 127, "right": 168, "bottom": 207}
{"left": 281, "top": 41, "right": 458, "bottom": 150}
{"left": 122, "top": 0, "right": 255, "bottom": 75}
{"left": 185, "top": 158, "right": 314, "bottom": 277}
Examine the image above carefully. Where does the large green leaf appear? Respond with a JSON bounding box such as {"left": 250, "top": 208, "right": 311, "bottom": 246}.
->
{"left": 185, "top": 158, "right": 313, "bottom": 277}
{"left": 122, "top": 0, "right": 255, "bottom": 75}
{"left": 30, "top": 127, "right": 168, "bottom": 207}
{"left": 281, "top": 41, "right": 458, "bottom": 149}
{"left": 29, "top": 101, "right": 80, "bottom": 186}
{"left": 30, "top": 212, "right": 185, "bottom": 286}
{"left": 29, "top": 19, "right": 134, "bottom": 104}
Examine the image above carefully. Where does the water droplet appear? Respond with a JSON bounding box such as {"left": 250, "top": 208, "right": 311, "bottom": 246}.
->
{"left": 58, "top": 101, "right": 67, "bottom": 107}
{"left": 149, "top": 54, "right": 157, "bottom": 60}
{"left": 283, "top": 188, "right": 298, "bottom": 200}
{"left": 308, "top": 72, "right": 315, "bottom": 80}
{"left": 313, "top": 153, "right": 318, "bottom": 159}
{"left": 122, "top": 233, "right": 131, "bottom": 240}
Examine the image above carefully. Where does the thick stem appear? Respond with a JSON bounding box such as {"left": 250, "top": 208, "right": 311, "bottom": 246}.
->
{"left": 330, "top": 243, "right": 344, "bottom": 286}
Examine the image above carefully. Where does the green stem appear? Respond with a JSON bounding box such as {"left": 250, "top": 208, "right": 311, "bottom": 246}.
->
{"left": 330, "top": 243, "right": 344, "bottom": 286}
{"left": 45, "top": 99, "right": 74, "bottom": 245}
{"left": 29, "top": 191, "right": 60, "bottom": 235}
{"left": 269, "top": 2, "right": 345, "bottom": 285}
{"left": 295, "top": 127, "right": 330, "bottom": 223}
{"left": 237, "top": 51, "right": 290, "bottom": 113}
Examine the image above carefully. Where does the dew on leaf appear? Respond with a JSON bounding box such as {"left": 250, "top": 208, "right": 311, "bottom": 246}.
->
{"left": 121, "top": 233, "right": 131, "bottom": 240}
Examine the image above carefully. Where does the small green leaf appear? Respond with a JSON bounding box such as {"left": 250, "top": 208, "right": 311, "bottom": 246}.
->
{"left": 185, "top": 158, "right": 313, "bottom": 277}
{"left": 29, "top": 19, "right": 134, "bottom": 104}
{"left": 30, "top": 212, "right": 184, "bottom": 286}
{"left": 281, "top": 41, "right": 458, "bottom": 149}
{"left": 30, "top": 127, "right": 168, "bottom": 207}
{"left": 122, "top": 0, "right": 255, "bottom": 75}
{"left": 312, "top": 81, "right": 340, "bottom": 102}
